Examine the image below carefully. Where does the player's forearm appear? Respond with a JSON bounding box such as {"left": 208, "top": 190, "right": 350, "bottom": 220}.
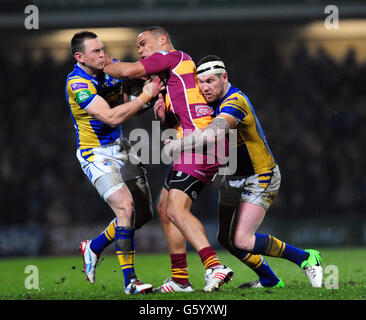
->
{"left": 105, "top": 92, "right": 151, "bottom": 127}
{"left": 104, "top": 61, "right": 145, "bottom": 79}
{"left": 180, "top": 117, "right": 230, "bottom": 151}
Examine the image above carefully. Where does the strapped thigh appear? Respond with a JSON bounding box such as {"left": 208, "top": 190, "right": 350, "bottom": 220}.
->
{"left": 94, "top": 172, "right": 125, "bottom": 201}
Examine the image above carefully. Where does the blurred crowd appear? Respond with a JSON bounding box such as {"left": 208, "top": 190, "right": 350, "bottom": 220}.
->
{"left": 0, "top": 40, "right": 365, "bottom": 226}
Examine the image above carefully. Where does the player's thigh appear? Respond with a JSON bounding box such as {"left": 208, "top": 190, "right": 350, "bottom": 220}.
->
{"left": 94, "top": 170, "right": 126, "bottom": 202}
{"left": 234, "top": 166, "right": 281, "bottom": 238}
{"left": 235, "top": 202, "right": 266, "bottom": 237}
{"left": 166, "top": 188, "right": 193, "bottom": 216}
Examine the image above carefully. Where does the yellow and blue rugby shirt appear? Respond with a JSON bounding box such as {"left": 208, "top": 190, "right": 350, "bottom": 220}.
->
{"left": 65, "top": 63, "right": 124, "bottom": 161}
{"left": 216, "top": 84, "right": 276, "bottom": 177}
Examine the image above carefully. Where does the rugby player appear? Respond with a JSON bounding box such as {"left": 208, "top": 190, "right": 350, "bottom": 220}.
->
{"left": 104, "top": 26, "right": 234, "bottom": 293}
{"left": 166, "top": 55, "right": 324, "bottom": 289}
{"left": 65, "top": 31, "right": 164, "bottom": 294}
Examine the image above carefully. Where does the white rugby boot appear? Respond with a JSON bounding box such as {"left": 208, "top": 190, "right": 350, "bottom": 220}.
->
{"left": 80, "top": 240, "right": 99, "bottom": 284}
{"left": 202, "top": 265, "right": 234, "bottom": 292}
{"left": 301, "top": 249, "right": 323, "bottom": 288}
{"left": 153, "top": 278, "right": 194, "bottom": 293}
{"left": 124, "top": 278, "right": 153, "bottom": 295}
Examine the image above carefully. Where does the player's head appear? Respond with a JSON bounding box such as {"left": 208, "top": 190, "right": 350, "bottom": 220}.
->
{"left": 137, "top": 26, "right": 173, "bottom": 59}
{"left": 71, "top": 31, "right": 105, "bottom": 71}
{"left": 196, "top": 55, "right": 229, "bottom": 103}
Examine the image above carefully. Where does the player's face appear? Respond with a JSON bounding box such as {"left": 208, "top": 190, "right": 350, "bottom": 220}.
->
{"left": 198, "top": 73, "right": 227, "bottom": 103}
{"left": 137, "top": 31, "right": 162, "bottom": 59}
{"left": 80, "top": 38, "right": 106, "bottom": 70}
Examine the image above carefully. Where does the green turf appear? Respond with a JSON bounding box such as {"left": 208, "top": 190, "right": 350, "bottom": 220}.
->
{"left": 0, "top": 248, "right": 365, "bottom": 300}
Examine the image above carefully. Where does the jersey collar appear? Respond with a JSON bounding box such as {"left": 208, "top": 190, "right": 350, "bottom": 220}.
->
{"left": 219, "top": 83, "right": 239, "bottom": 104}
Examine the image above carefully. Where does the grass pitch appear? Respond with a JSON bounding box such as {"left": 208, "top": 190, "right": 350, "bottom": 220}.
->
{"left": 0, "top": 247, "right": 365, "bottom": 301}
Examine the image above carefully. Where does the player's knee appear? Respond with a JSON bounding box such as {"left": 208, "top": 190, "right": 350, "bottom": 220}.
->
{"left": 117, "top": 201, "right": 134, "bottom": 220}
{"left": 108, "top": 195, "right": 134, "bottom": 221}
{"left": 158, "top": 204, "right": 173, "bottom": 228}
{"left": 156, "top": 198, "right": 165, "bottom": 216}
{"left": 233, "top": 233, "right": 254, "bottom": 251}
{"left": 156, "top": 192, "right": 171, "bottom": 224}
{"left": 165, "top": 201, "right": 181, "bottom": 224}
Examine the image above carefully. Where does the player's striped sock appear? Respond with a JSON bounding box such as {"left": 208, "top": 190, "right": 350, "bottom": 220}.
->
{"left": 239, "top": 252, "right": 280, "bottom": 287}
{"left": 89, "top": 219, "right": 116, "bottom": 254}
{"left": 198, "top": 247, "right": 222, "bottom": 270}
{"left": 253, "top": 233, "right": 310, "bottom": 267}
{"left": 170, "top": 253, "right": 189, "bottom": 286}
{"left": 115, "top": 226, "right": 136, "bottom": 287}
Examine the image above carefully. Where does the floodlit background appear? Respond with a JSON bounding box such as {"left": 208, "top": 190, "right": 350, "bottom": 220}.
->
{"left": 0, "top": 0, "right": 365, "bottom": 256}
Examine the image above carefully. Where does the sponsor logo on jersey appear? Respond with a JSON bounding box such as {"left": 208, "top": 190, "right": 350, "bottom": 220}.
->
{"left": 75, "top": 90, "right": 92, "bottom": 104}
{"left": 195, "top": 105, "right": 214, "bottom": 116}
{"left": 71, "top": 82, "right": 88, "bottom": 91}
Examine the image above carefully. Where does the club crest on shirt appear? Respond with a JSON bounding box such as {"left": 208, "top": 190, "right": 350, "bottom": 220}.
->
{"left": 103, "top": 160, "right": 113, "bottom": 166}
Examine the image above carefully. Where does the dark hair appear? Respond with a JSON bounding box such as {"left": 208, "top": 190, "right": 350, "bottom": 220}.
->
{"left": 197, "top": 55, "right": 224, "bottom": 68}
{"left": 144, "top": 26, "right": 172, "bottom": 44}
{"left": 71, "top": 31, "right": 98, "bottom": 55}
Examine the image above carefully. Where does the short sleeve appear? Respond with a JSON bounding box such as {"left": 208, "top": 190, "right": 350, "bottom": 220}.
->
{"left": 140, "top": 51, "right": 180, "bottom": 75}
{"left": 68, "top": 77, "right": 97, "bottom": 110}
{"left": 220, "top": 96, "right": 248, "bottom": 122}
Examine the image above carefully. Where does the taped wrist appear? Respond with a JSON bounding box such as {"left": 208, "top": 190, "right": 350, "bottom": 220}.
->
{"left": 137, "top": 91, "right": 151, "bottom": 105}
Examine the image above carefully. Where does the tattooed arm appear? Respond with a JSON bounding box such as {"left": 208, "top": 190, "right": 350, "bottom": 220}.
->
{"left": 165, "top": 113, "right": 239, "bottom": 156}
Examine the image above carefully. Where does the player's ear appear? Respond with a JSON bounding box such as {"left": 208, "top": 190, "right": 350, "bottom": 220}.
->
{"left": 159, "top": 34, "right": 168, "bottom": 46}
{"left": 74, "top": 51, "right": 84, "bottom": 63}
{"left": 222, "top": 72, "right": 229, "bottom": 83}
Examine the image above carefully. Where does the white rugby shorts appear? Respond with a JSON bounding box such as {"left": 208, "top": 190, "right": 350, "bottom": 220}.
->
{"left": 76, "top": 138, "right": 131, "bottom": 201}
{"left": 218, "top": 165, "right": 281, "bottom": 210}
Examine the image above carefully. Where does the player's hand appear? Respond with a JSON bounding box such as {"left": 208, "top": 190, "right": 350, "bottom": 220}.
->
{"left": 104, "top": 54, "right": 113, "bottom": 66}
{"left": 142, "top": 76, "right": 165, "bottom": 98}
{"left": 154, "top": 93, "right": 166, "bottom": 120}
